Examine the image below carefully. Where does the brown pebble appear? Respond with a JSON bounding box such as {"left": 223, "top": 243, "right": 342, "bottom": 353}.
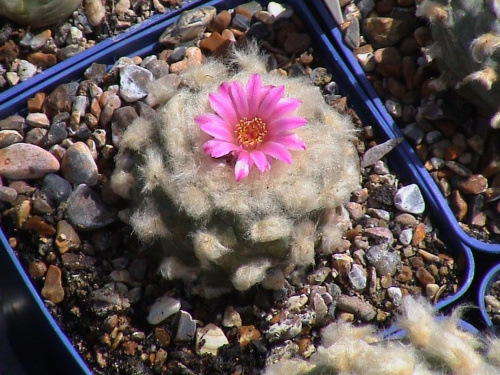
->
{"left": 24, "top": 216, "right": 56, "bottom": 237}
{"left": 283, "top": 32, "right": 311, "bottom": 54}
{"left": 55, "top": 220, "right": 81, "bottom": 254}
{"left": 363, "top": 17, "right": 408, "bottom": 47}
{"left": 457, "top": 174, "right": 488, "bottom": 195}
{"left": 444, "top": 145, "right": 464, "bottom": 161}
{"left": 239, "top": 325, "right": 261, "bottom": 348}
{"left": 41, "top": 265, "right": 65, "bottom": 304}
{"left": 449, "top": 190, "right": 468, "bottom": 221}
{"left": 395, "top": 265, "right": 413, "bottom": 282}
{"left": 414, "top": 26, "right": 432, "bottom": 47}
{"left": 169, "top": 47, "right": 203, "bottom": 74}
{"left": 27, "top": 92, "right": 46, "bottom": 112}
{"left": 154, "top": 327, "right": 171, "bottom": 347}
{"left": 28, "top": 260, "right": 48, "bottom": 279}
{"left": 411, "top": 223, "right": 426, "bottom": 246}
{"left": 199, "top": 32, "right": 231, "bottom": 56}
{"left": 416, "top": 267, "right": 435, "bottom": 286}
{"left": 27, "top": 52, "right": 57, "bottom": 69}
{"left": 208, "top": 10, "right": 232, "bottom": 33}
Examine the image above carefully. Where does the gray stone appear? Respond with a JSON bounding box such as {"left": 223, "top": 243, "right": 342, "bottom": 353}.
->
{"left": 402, "top": 122, "right": 424, "bottom": 145}
{"left": 147, "top": 296, "right": 181, "bottom": 325}
{"left": 344, "top": 17, "right": 360, "bottom": 49}
{"left": 366, "top": 244, "right": 401, "bottom": 276}
{"left": 266, "top": 315, "right": 302, "bottom": 343}
{"left": 361, "top": 137, "right": 404, "bottom": 168}
{"left": 61, "top": 141, "right": 98, "bottom": 186}
{"left": 399, "top": 228, "right": 413, "bottom": 246}
{"left": 348, "top": 263, "right": 367, "bottom": 291}
{"left": 174, "top": 310, "right": 197, "bottom": 342}
{"left": 89, "top": 287, "right": 130, "bottom": 316}
{"left": 41, "top": 173, "right": 72, "bottom": 206}
{"left": 43, "top": 121, "right": 68, "bottom": 148}
{"left": 17, "top": 60, "right": 37, "bottom": 81}
{"left": 66, "top": 184, "right": 117, "bottom": 231}
{"left": 337, "top": 294, "right": 376, "bottom": 321}
{"left": 394, "top": 184, "right": 425, "bottom": 214}
{"left": 120, "top": 65, "right": 153, "bottom": 102}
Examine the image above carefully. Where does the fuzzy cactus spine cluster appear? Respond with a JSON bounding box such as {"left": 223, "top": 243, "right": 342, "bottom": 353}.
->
{"left": 416, "top": 0, "right": 500, "bottom": 128}
{"left": 111, "top": 47, "right": 360, "bottom": 297}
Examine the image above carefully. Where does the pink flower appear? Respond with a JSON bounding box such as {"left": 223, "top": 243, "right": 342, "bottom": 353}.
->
{"left": 195, "top": 74, "right": 307, "bottom": 181}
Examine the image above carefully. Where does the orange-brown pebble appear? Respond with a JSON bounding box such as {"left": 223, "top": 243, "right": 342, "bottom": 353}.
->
{"left": 411, "top": 222, "right": 426, "bottom": 246}
{"left": 238, "top": 325, "right": 261, "bottom": 348}
{"left": 27, "top": 92, "right": 46, "bottom": 112}
{"left": 41, "top": 265, "right": 65, "bottom": 304}
{"left": 28, "top": 260, "right": 48, "bottom": 279}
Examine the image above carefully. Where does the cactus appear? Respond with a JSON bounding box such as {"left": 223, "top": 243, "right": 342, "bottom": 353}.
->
{"left": 0, "top": 0, "right": 82, "bottom": 27}
{"left": 265, "top": 296, "right": 500, "bottom": 375}
{"left": 111, "top": 47, "right": 360, "bottom": 298}
{"left": 416, "top": 0, "right": 500, "bottom": 128}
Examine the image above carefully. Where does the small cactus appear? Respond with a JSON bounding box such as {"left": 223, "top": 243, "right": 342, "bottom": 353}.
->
{"left": 0, "top": 0, "right": 82, "bottom": 27}
{"left": 417, "top": 0, "right": 500, "bottom": 128}
{"left": 111, "top": 47, "right": 360, "bottom": 297}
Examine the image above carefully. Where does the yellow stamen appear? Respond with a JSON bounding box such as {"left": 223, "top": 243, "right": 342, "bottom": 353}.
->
{"left": 235, "top": 117, "right": 267, "bottom": 150}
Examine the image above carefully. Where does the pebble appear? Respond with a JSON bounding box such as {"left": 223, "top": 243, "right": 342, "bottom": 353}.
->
{"left": 394, "top": 184, "right": 425, "bottom": 214}
{"left": 61, "top": 142, "right": 99, "bottom": 186}
{"left": 336, "top": 294, "right": 376, "bottom": 321}
{"left": 363, "top": 17, "right": 408, "bottom": 47}
{"left": 221, "top": 306, "right": 242, "bottom": 327}
{"left": 120, "top": 65, "right": 154, "bottom": 102}
{"left": 344, "top": 17, "right": 360, "bottom": 49}
{"left": 364, "top": 226, "right": 394, "bottom": 243}
{"left": 239, "top": 325, "right": 262, "bottom": 348}
{"left": 89, "top": 287, "right": 131, "bottom": 316}
{"left": 41, "top": 173, "right": 72, "bottom": 206}
{"left": 195, "top": 324, "right": 229, "bottom": 355}
{"left": 349, "top": 263, "right": 367, "bottom": 291}
{"left": 65, "top": 184, "right": 117, "bottom": 231}
{"left": 366, "top": 244, "right": 401, "bottom": 276}
{"left": 174, "top": 310, "right": 197, "bottom": 342}
{"left": 360, "top": 137, "right": 403, "bottom": 168}
{"left": 111, "top": 106, "right": 138, "bottom": 147}
{"left": 0, "top": 130, "right": 23, "bottom": 148}
{"left": 0, "top": 143, "right": 60, "bottom": 179}
{"left": 416, "top": 267, "right": 435, "bottom": 286}
{"left": 169, "top": 47, "right": 203, "bottom": 74}
{"left": 286, "top": 294, "right": 308, "bottom": 312}
{"left": 457, "top": 174, "right": 488, "bottom": 195}
{"left": 266, "top": 315, "right": 302, "bottom": 343}
{"left": 55, "top": 220, "right": 81, "bottom": 254}
{"left": 41, "top": 265, "right": 65, "bottom": 304}
{"left": 147, "top": 296, "right": 181, "bottom": 325}
{"left": 159, "top": 6, "right": 216, "bottom": 47}
{"left": 84, "top": 0, "right": 106, "bottom": 27}
{"left": 399, "top": 228, "right": 413, "bottom": 245}
{"left": 284, "top": 32, "right": 311, "bottom": 54}
{"left": 17, "top": 60, "right": 37, "bottom": 81}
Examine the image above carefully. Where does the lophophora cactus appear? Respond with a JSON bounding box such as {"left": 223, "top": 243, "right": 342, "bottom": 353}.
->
{"left": 416, "top": 0, "right": 500, "bottom": 128}
{"left": 0, "top": 0, "right": 82, "bottom": 28}
{"left": 111, "top": 47, "right": 360, "bottom": 298}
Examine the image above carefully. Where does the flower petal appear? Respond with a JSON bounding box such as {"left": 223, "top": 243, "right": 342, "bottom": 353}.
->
{"left": 195, "top": 114, "right": 234, "bottom": 142}
{"left": 246, "top": 74, "right": 262, "bottom": 118}
{"left": 202, "top": 139, "right": 239, "bottom": 158}
{"left": 229, "top": 81, "right": 249, "bottom": 119}
{"left": 249, "top": 150, "right": 270, "bottom": 172}
{"left": 258, "top": 85, "right": 285, "bottom": 121}
{"left": 234, "top": 151, "right": 252, "bottom": 181}
{"left": 208, "top": 92, "right": 238, "bottom": 125}
{"left": 268, "top": 116, "right": 307, "bottom": 135}
{"left": 268, "top": 133, "right": 306, "bottom": 150}
{"left": 217, "top": 82, "right": 231, "bottom": 96}
{"left": 260, "top": 141, "right": 293, "bottom": 164}
{"left": 273, "top": 98, "right": 302, "bottom": 118}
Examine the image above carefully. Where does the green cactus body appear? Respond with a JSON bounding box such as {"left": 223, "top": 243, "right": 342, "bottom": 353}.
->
{"left": 417, "top": 0, "right": 500, "bottom": 128}
{"left": 111, "top": 48, "right": 360, "bottom": 297}
{"left": 0, "top": 0, "right": 82, "bottom": 27}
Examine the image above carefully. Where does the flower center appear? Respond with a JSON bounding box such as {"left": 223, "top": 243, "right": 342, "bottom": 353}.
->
{"left": 235, "top": 117, "right": 267, "bottom": 150}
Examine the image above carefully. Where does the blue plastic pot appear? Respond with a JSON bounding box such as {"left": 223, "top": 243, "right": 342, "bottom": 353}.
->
{"left": 478, "top": 262, "right": 500, "bottom": 327}
{"left": 0, "top": 0, "right": 475, "bottom": 372}
{"left": 310, "top": 1, "right": 500, "bottom": 254}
